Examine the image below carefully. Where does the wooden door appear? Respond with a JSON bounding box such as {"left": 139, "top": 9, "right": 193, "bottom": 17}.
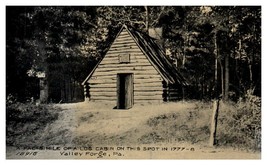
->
{"left": 117, "top": 73, "right": 133, "bottom": 109}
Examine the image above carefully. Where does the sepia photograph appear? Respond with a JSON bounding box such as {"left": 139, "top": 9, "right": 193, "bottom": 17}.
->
{"left": 5, "top": 5, "right": 261, "bottom": 159}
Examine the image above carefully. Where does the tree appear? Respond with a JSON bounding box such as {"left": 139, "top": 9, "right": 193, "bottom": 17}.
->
{"left": 6, "top": 6, "right": 261, "bottom": 102}
{"left": 6, "top": 6, "right": 99, "bottom": 102}
{"left": 6, "top": 6, "right": 36, "bottom": 101}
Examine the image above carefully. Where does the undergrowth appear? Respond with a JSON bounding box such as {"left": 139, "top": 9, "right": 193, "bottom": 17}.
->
{"left": 6, "top": 101, "right": 60, "bottom": 147}
{"left": 217, "top": 93, "right": 261, "bottom": 151}
{"left": 143, "top": 96, "right": 261, "bottom": 152}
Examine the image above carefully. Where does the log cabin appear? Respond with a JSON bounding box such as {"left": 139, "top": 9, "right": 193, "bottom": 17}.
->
{"left": 82, "top": 25, "right": 189, "bottom": 109}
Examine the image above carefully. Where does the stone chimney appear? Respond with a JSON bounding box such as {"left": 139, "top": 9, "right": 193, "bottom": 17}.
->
{"left": 148, "top": 27, "right": 163, "bottom": 41}
{"left": 149, "top": 27, "right": 170, "bottom": 57}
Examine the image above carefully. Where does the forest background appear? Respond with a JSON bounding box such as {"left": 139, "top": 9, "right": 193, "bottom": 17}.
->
{"left": 6, "top": 6, "right": 261, "bottom": 103}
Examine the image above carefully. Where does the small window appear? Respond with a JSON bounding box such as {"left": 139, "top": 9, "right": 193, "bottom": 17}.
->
{"left": 119, "top": 54, "right": 130, "bottom": 63}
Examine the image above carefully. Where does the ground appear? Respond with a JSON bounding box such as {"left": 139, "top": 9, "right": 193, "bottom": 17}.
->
{"left": 6, "top": 102, "right": 260, "bottom": 159}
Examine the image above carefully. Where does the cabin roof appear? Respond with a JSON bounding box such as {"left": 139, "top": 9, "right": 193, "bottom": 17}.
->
{"left": 82, "top": 25, "right": 189, "bottom": 86}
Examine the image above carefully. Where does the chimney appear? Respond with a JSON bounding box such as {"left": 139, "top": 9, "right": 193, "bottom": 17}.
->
{"left": 148, "top": 27, "right": 163, "bottom": 41}
{"left": 149, "top": 27, "right": 170, "bottom": 57}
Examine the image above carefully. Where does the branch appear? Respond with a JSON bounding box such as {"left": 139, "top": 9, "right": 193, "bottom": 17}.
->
{"left": 151, "top": 6, "right": 166, "bottom": 26}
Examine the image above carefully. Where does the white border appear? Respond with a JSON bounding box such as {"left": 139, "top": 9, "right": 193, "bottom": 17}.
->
{"left": 1, "top": 1, "right": 266, "bottom": 165}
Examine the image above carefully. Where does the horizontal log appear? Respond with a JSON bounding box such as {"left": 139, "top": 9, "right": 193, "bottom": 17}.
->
{"left": 134, "top": 92, "right": 163, "bottom": 96}
{"left": 110, "top": 45, "right": 136, "bottom": 50}
{"left": 113, "top": 39, "right": 136, "bottom": 44}
{"left": 109, "top": 47, "right": 141, "bottom": 52}
{"left": 90, "top": 93, "right": 116, "bottom": 97}
{"left": 100, "top": 56, "right": 145, "bottom": 63}
{"left": 90, "top": 92, "right": 163, "bottom": 98}
{"left": 134, "top": 82, "right": 163, "bottom": 87}
{"left": 94, "top": 70, "right": 158, "bottom": 75}
{"left": 106, "top": 50, "right": 144, "bottom": 55}
{"left": 94, "top": 69, "right": 157, "bottom": 74}
{"left": 95, "top": 68, "right": 156, "bottom": 73}
{"left": 134, "top": 86, "right": 163, "bottom": 91}
{"left": 89, "top": 77, "right": 163, "bottom": 84}
{"left": 110, "top": 43, "right": 138, "bottom": 49}
{"left": 91, "top": 72, "right": 160, "bottom": 79}
{"left": 91, "top": 74, "right": 116, "bottom": 79}
{"left": 116, "top": 34, "right": 131, "bottom": 40}
{"left": 89, "top": 88, "right": 116, "bottom": 92}
{"left": 105, "top": 52, "right": 145, "bottom": 58}
{"left": 89, "top": 79, "right": 116, "bottom": 84}
{"left": 131, "top": 55, "right": 148, "bottom": 60}
{"left": 90, "top": 96, "right": 116, "bottom": 100}
{"left": 116, "top": 34, "right": 130, "bottom": 38}
{"left": 120, "top": 66, "right": 156, "bottom": 72}
{"left": 89, "top": 84, "right": 117, "bottom": 91}
{"left": 90, "top": 76, "right": 162, "bottom": 82}
{"left": 134, "top": 78, "right": 163, "bottom": 83}
{"left": 134, "top": 95, "right": 162, "bottom": 100}
{"left": 117, "top": 31, "right": 130, "bottom": 36}
{"left": 91, "top": 70, "right": 161, "bottom": 79}
{"left": 107, "top": 49, "right": 143, "bottom": 54}
{"left": 89, "top": 87, "right": 163, "bottom": 92}
{"left": 134, "top": 75, "right": 161, "bottom": 79}
{"left": 89, "top": 84, "right": 116, "bottom": 88}
{"left": 90, "top": 75, "right": 117, "bottom": 79}
{"left": 100, "top": 58, "right": 151, "bottom": 65}
{"left": 98, "top": 63, "right": 153, "bottom": 68}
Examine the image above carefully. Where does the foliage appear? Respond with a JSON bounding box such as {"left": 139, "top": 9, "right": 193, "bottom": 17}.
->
{"left": 142, "top": 100, "right": 260, "bottom": 151}
{"left": 217, "top": 94, "right": 261, "bottom": 151}
{"left": 6, "top": 102, "right": 59, "bottom": 146}
{"left": 6, "top": 6, "right": 261, "bottom": 102}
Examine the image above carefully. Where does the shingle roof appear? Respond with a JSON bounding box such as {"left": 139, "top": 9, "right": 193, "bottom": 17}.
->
{"left": 82, "top": 25, "right": 189, "bottom": 86}
{"left": 126, "top": 26, "right": 189, "bottom": 85}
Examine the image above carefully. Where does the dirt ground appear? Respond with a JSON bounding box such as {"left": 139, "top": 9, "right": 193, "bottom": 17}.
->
{"left": 6, "top": 102, "right": 261, "bottom": 159}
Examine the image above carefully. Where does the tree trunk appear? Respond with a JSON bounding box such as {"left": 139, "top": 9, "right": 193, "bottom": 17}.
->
{"left": 209, "top": 99, "right": 220, "bottom": 146}
{"left": 214, "top": 33, "right": 218, "bottom": 98}
{"left": 182, "top": 32, "right": 188, "bottom": 68}
{"left": 224, "top": 53, "right": 229, "bottom": 100}
{"left": 248, "top": 61, "right": 253, "bottom": 89}
{"left": 219, "top": 58, "right": 224, "bottom": 99}
{"left": 144, "top": 6, "right": 149, "bottom": 32}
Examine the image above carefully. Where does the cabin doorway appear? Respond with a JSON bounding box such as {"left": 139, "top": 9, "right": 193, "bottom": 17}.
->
{"left": 117, "top": 73, "right": 133, "bottom": 109}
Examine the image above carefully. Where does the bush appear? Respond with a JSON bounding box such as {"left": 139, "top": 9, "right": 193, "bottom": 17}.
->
{"left": 217, "top": 93, "right": 261, "bottom": 151}
{"left": 6, "top": 102, "right": 59, "bottom": 146}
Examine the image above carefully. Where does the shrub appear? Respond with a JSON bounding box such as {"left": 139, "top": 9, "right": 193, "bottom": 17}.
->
{"left": 6, "top": 102, "right": 59, "bottom": 146}
{"left": 217, "top": 93, "right": 261, "bottom": 151}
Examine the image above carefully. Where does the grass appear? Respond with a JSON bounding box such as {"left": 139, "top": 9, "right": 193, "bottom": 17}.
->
{"left": 136, "top": 100, "right": 261, "bottom": 152}
{"left": 138, "top": 102, "right": 211, "bottom": 145}
{"left": 6, "top": 98, "right": 261, "bottom": 152}
{"left": 6, "top": 102, "right": 60, "bottom": 147}
{"left": 216, "top": 100, "right": 261, "bottom": 151}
